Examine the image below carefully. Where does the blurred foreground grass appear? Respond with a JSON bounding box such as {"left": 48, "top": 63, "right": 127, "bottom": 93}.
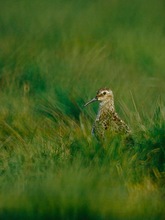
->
{"left": 0, "top": 0, "right": 165, "bottom": 219}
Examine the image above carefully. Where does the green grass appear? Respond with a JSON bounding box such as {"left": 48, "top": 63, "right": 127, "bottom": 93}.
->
{"left": 0, "top": 0, "right": 165, "bottom": 219}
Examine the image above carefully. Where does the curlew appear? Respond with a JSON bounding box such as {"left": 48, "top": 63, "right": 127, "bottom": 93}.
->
{"left": 84, "top": 88, "right": 131, "bottom": 141}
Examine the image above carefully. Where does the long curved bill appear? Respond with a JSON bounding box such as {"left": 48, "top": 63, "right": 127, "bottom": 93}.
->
{"left": 84, "top": 97, "right": 97, "bottom": 107}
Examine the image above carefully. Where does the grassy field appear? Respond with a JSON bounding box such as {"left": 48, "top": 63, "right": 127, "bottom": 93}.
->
{"left": 0, "top": 0, "right": 165, "bottom": 219}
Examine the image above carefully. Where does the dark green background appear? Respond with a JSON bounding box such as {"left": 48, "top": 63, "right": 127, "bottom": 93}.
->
{"left": 0, "top": 0, "right": 164, "bottom": 219}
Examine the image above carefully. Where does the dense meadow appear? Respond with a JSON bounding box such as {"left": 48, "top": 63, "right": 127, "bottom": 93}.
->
{"left": 0, "top": 0, "right": 165, "bottom": 219}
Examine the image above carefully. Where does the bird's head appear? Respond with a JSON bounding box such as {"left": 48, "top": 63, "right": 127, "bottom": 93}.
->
{"left": 84, "top": 88, "right": 114, "bottom": 107}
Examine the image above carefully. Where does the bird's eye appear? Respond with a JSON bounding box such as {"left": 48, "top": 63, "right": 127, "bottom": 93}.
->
{"left": 103, "top": 92, "right": 106, "bottom": 95}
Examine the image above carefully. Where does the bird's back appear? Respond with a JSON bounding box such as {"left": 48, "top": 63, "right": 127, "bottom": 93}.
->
{"left": 92, "top": 108, "right": 131, "bottom": 140}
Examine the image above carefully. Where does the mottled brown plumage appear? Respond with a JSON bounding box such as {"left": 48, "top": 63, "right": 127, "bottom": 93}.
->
{"left": 84, "top": 88, "right": 131, "bottom": 140}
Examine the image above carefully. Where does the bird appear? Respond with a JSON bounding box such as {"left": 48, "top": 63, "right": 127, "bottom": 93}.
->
{"left": 84, "top": 88, "right": 131, "bottom": 141}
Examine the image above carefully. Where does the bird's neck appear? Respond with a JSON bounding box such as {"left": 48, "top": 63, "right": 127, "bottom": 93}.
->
{"left": 97, "top": 99, "right": 115, "bottom": 118}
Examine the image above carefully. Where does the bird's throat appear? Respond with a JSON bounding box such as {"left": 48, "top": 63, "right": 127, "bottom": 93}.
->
{"left": 99, "top": 99, "right": 114, "bottom": 111}
{"left": 97, "top": 100, "right": 115, "bottom": 120}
